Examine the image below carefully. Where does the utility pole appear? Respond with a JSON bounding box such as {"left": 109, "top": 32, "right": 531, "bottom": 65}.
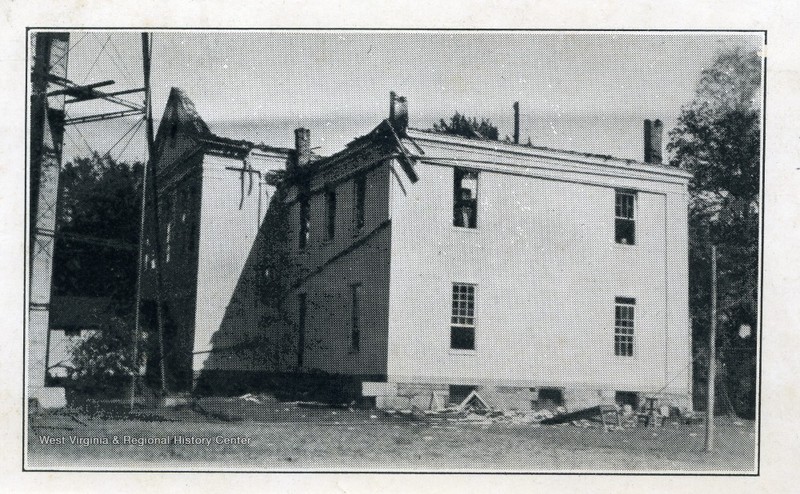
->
{"left": 141, "top": 32, "right": 168, "bottom": 397}
{"left": 705, "top": 245, "right": 717, "bottom": 452}
{"left": 130, "top": 33, "right": 150, "bottom": 409}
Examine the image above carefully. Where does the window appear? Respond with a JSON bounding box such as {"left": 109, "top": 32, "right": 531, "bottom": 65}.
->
{"left": 353, "top": 174, "right": 366, "bottom": 233}
{"left": 532, "top": 388, "right": 564, "bottom": 409}
{"left": 162, "top": 194, "right": 174, "bottom": 262}
{"left": 297, "top": 293, "right": 307, "bottom": 367}
{"left": 350, "top": 283, "right": 362, "bottom": 352}
{"left": 180, "top": 189, "right": 189, "bottom": 223}
{"left": 449, "top": 385, "right": 477, "bottom": 405}
{"left": 615, "top": 190, "right": 636, "bottom": 244}
{"left": 614, "top": 297, "right": 635, "bottom": 356}
{"left": 298, "top": 197, "right": 310, "bottom": 250}
{"left": 453, "top": 168, "right": 478, "bottom": 228}
{"left": 451, "top": 283, "right": 476, "bottom": 350}
{"left": 615, "top": 391, "right": 639, "bottom": 409}
{"left": 187, "top": 221, "right": 196, "bottom": 253}
{"left": 325, "top": 188, "right": 337, "bottom": 240}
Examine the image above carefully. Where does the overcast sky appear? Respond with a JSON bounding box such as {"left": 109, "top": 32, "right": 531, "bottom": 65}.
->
{"left": 56, "top": 30, "right": 763, "bottom": 164}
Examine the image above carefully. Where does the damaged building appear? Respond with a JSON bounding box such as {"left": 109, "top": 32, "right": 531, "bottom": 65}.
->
{"left": 144, "top": 89, "right": 693, "bottom": 412}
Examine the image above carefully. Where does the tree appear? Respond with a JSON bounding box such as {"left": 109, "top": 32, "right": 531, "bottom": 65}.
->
{"left": 53, "top": 153, "right": 143, "bottom": 303}
{"left": 432, "top": 112, "right": 500, "bottom": 140}
{"left": 667, "top": 47, "right": 761, "bottom": 418}
{"left": 68, "top": 315, "right": 146, "bottom": 396}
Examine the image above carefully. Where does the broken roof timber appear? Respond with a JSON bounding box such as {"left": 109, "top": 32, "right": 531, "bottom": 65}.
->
{"left": 405, "top": 128, "right": 692, "bottom": 183}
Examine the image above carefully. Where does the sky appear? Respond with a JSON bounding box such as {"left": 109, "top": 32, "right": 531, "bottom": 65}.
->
{"left": 52, "top": 30, "right": 763, "bottom": 165}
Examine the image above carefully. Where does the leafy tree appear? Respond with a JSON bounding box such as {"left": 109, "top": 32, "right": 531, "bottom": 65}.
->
{"left": 432, "top": 112, "right": 500, "bottom": 140}
{"left": 667, "top": 47, "right": 760, "bottom": 418}
{"left": 68, "top": 315, "right": 147, "bottom": 396}
{"left": 53, "top": 153, "right": 143, "bottom": 302}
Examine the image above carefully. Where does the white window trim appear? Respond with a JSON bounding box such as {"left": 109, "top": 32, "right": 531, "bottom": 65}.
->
{"left": 450, "top": 282, "right": 477, "bottom": 352}
{"left": 614, "top": 297, "right": 636, "bottom": 357}
{"left": 614, "top": 190, "right": 637, "bottom": 246}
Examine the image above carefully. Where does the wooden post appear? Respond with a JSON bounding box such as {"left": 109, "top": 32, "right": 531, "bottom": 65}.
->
{"left": 705, "top": 245, "right": 717, "bottom": 452}
{"left": 131, "top": 32, "right": 156, "bottom": 407}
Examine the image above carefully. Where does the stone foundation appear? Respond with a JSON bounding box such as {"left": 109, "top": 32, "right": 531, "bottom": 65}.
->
{"left": 363, "top": 381, "right": 692, "bottom": 412}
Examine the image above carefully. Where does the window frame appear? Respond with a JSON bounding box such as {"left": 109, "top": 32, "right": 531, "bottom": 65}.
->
{"left": 615, "top": 189, "right": 636, "bottom": 245}
{"left": 350, "top": 283, "right": 362, "bottom": 352}
{"left": 453, "top": 168, "right": 479, "bottom": 229}
{"left": 353, "top": 174, "right": 367, "bottom": 234}
{"left": 297, "top": 293, "right": 307, "bottom": 367}
{"left": 298, "top": 196, "right": 310, "bottom": 250}
{"left": 325, "top": 188, "right": 337, "bottom": 240}
{"left": 614, "top": 297, "right": 636, "bottom": 357}
{"left": 450, "top": 283, "right": 477, "bottom": 351}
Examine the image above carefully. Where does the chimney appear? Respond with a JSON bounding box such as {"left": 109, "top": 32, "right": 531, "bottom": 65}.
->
{"left": 294, "top": 127, "right": 311, "bottom": 168}
{"left": 389, "top": 91, "right": 409, "bottom": 132}
{"left": 513, "top": 101, "right": 520, "bottom": 144}
{"left": 643, "top": 119, "right": 663, "bottom": 164}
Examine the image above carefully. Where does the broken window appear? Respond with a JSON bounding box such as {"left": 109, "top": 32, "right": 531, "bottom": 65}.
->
{"left": 449, "top": 385, "right": 477, "bottom": 405}
{"left": 298, "top": 196, "right": 310, "bottom": 250}
{"left": 453, "top": 168, "right": 478, "bottom": 228}
{"left": 615, "top": 391, "right": 639, "bottom": 409}
{"left": 353, "top": 174, "right": 366, "bottom": 233}
{"left": 163, "top": 194, "right": 174, "bottom": 263}
{"left": 325, "top": 188, "right": 337, "bottom": 240}
{"left": 350, "top": 283, "right": 361, "bottom": 352}
{"left": 451, "top": 283, "right": 476, "bottom": 350}
{"left": 614, "top": 297, "right": 635, "bottom": 357}
{"left": 533, "top": 388, "right": 564, "bottom": 410}
{"left": 615, "top": 190, "right": 636, "bottom": 244}
{"left": 297, "top": 293, "right": 307, "bottom": 368}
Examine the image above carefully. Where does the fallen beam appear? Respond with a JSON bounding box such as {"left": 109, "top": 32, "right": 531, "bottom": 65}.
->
{"left": 539, "top": 404, "right": 620, "bottom": 426}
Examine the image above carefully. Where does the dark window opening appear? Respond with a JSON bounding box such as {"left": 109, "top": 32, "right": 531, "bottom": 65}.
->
{"left": 615, "top": 391, "right": 639, "bottom": 409}
{"left": 533, "top": 388, "right": 564, "bottom": 410}
{"left": 615, "top": 190, "right": 636, "bottom": 244}
{"left": 187, "top": 222, "right": 196, "bottom": 253}
{"left": 614, "top": 297, "right": 635, "bottom": 357}
{"left": 350, "top": 283, "right": 361, "bottom": 352}
{"left": 169, "top": 121, "right": 178, "bottom": 147}
{"left": 451, "top": 283, "right": 476, "bottom": 350}
{"left": 354, "top": 174, "right": 366, "bottom": 233}
{"left": 449, "top": 385, "right": 477, "bottom": 405}
{"left": 299, "top": 197, "right": 310, "bottom": 250}
{"left": 297, "top": 293, "right": 306, "bottom": 368}
{"left": 325, "top": 189, "right": 337, "bottom": 240}
{"left": 453, "top": 168, "right": 478, "bottom": 228}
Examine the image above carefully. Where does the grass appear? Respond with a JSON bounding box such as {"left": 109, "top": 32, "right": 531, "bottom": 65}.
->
{"left": 26, "top": 399, "right": 757, "bottom": 472}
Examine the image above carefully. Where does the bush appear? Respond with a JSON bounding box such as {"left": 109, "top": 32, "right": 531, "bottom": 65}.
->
{"left": 68, "top": 315, "right": 145, "bottom": 396}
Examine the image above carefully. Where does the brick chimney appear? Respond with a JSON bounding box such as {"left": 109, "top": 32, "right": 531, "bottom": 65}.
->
{"left": 294, "top": 127, "right": 311, "bottom": 168}
{"left": 389, "top": 91, "right": 408, "bottom": 132}
{"left": 644, "top": 119, "right": 663, "bottom": 164}
{"left": 513, "top": 101, "right": 520, "bottom": 144}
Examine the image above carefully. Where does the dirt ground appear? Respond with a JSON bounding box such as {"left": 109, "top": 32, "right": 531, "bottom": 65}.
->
{"left": 26, "top": 398, "right": 757, "bottom": 473}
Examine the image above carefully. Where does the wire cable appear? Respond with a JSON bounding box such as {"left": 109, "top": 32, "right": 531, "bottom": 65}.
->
{"left": 114, "top": 118, "right": 144, "bottom": 162}
{"left": 81, "top": 33, "right": 112, "bottom": 85}
{"left": 104, "top": 116, "right": 144, "bottom": 158}
{"left": 108, "top": 35, "right": 136, "bottom": 86}
{"left": 47, "top": 32, "right": 88, "bottom": 73}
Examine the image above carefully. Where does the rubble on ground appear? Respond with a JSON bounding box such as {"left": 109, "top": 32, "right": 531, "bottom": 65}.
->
{"left": 379, "top": 393, "right": 694, "bottom": 430}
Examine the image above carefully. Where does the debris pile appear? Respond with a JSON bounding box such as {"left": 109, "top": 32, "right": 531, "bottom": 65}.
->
{"left": 379, "top": 390, "right": 693, "bottom": 430}
{"left": 380, "top": 390, "right": 622, "bottom": 428}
